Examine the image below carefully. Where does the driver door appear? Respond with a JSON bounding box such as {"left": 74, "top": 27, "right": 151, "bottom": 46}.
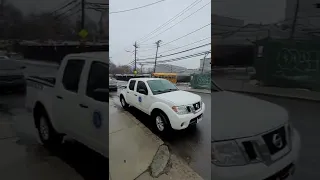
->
{"left": 135, "top": 81, "right": 152, "bottom": 113}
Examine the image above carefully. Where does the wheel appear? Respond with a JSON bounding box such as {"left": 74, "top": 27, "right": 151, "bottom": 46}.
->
{"left": 37, "top": 113, "right": 63, "bottom": 148}
{"left": 120, "top": 96, "right": 128, "bottom": 109}
{"left": 152, "top": 111, "right": 172, "bottom": 134}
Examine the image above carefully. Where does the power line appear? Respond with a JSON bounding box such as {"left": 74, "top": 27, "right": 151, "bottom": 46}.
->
{"left": 137, "top": 0, "right": 202, "bottom": 43}
{"left": 140, "top": 1, "right": 210, "bottom": 43}
{"left": 51, "top": 0, "right": 77, "bottom": 16}
{"left": 159, "top": 37, "right": 210, "bottom": 54}
{"left": 137, "top": 43, "right": 211, "bottom": 61}
{"left": 161, "top": 23, "right": 211, "bottom": 46}
{"left": 57, "top": 9, "right": 81, "bottom": 21}
{"left": 141, "top": 51, "right": 210, "bottom": 64}
{"left": 110, "top": 0, "right": 166, "bottom": 14}
{"left": 54, "top": 2, "right": 81, "bottom": 19}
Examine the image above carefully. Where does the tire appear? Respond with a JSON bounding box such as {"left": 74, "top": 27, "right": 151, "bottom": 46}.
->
{"left": 120, "top": 96, "right": 128, "bottom": 109}
{"left": 152, "top": 111, "right": 172, "bottom": 134}
{"left": 37, "top": 113, "right": 63, "bottom": 148}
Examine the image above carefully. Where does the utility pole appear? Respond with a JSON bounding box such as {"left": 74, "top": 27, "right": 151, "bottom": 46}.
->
{"left": 134, "top": 42, "right": 138, "bottom": 73}
{"left": 154, "top": 40, "right": 162, "bottom": 73}
{"left": 81, "top": 0, "right": 85, "bottom": 29}
{"left": 290, "top": 0, "right": 300, "bottom": 39}
{"left": 201, "top": 52, "right": 210, "bottom": 73}
{"left": 140, "top": 64, "right": 144, "bottom": 74}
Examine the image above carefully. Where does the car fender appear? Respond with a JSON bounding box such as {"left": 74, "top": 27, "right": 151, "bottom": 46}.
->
{"left": 148, "top": 101, "right": 173, "bottom": 117}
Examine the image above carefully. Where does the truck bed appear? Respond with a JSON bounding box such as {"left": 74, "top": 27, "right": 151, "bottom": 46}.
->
{"left": 27, "top": 76, "right": 56, "bottom": 87}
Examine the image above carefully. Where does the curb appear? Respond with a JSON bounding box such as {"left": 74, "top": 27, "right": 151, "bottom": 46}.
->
{"left": 229, "top": 90, "right": 320, "bottom": 102}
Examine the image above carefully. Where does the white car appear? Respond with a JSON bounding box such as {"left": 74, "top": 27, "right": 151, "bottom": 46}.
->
{"left": 210, "top": 81, "right": 301, "bottom": 180}
{"left": 119, "top": 78, "right": 205, "bottom": 133}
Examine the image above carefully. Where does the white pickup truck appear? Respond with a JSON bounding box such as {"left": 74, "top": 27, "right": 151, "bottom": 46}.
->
{"left": 210, "top": 81, "right": 301, "bottom": 180}
{"left": 119, "top": 78, "right": 205, "bottom": 133}
{"left": 25, "top": 52, "right": 109, "bottom": 158}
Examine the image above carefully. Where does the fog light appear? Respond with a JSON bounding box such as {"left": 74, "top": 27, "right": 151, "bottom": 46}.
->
{"left": 181, "top": 122, "right": 185, "bottom": 127}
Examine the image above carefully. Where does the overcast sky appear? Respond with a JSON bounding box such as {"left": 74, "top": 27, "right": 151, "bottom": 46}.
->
{"left": 110, "top": 0, "right": 211, "bottom": 69}
{"left": 9, "top": 0, "right": 104, "bottom": 23}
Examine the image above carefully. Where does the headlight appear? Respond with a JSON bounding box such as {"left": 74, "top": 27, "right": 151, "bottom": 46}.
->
{"left": 172, "top": 105, "right": 189, "bottom": 115}
{"left": 212, "top": 141, "right": 248, "bottom": 166}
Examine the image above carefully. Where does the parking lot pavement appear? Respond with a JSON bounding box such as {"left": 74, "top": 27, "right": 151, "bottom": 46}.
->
{"left": 109, "top": 91, "right": 211, "bottom": 180}
{"left": 250, "top": 94, "right": 320, "bottom": 180}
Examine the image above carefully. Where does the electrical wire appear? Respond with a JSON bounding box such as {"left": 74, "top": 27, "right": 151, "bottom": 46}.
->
{"left": 54, "top": 3, "right": 81, "bottom": 19}
{"left": 110, "top": 0, "right": 166, "bottom": 14}
{"left": 51, "top": 0, "right": 77, "bottom": 15}
{"left": 140, "top": 1, "right": 211, "bottom": 43}
{"left": 140, "top": 51, "right": 210, "bottom": 64}
{"left": 159, "top": 37, "right": 210, "bottom": 54}
{"left": 137, "top": 43, "right": 211, "bottom": 61}
{"left": 137, "top": 0, "right": 203, "bottom": 43}
{"left": 161, "top": 23, "right": 211, "bottom": 46}
{"left": 57, "top": 9, "right": 81, "bottom": 21}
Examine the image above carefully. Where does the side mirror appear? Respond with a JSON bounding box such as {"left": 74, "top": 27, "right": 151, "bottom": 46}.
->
{"left": 93, "top": 88, "right": 109, "bottom": 102}
{"left": 138, "top": 89, "right": 147, "bottom": 95}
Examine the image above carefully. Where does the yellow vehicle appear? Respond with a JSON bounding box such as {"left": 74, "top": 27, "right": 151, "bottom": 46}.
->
{"left": 152, "top": 73, "right": 177, "bottom": 84}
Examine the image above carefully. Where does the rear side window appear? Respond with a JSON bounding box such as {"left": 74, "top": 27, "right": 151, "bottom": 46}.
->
{"left": 62, "top": 59, "right": 85, "bottom": 93}
{"left": 129, "top": 80, "right": 136, "bottom": 90}
{"left": 86, "top": 61, "right": 109, "bottom": 98}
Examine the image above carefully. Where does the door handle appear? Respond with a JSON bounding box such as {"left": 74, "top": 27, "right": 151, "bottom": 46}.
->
{"left": 56, "top": 95, "right": 63, "bottom": 99}
{"left": 134, "top": 94, "right": 137, "bottom": 96}
{"left": 79, "top": 104, "right": 88, "bottom": 108}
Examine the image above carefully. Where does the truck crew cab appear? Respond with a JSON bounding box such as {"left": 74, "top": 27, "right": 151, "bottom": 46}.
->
{"left": 26, "top": 52, "right": 109, "bottom": 158}
{"left": 119, "top": 78, "right": 205, "bottom": 133}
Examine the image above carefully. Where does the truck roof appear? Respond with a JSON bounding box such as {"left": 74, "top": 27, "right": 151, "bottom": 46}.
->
{"left": 130, "top": 78, "right": 162, "bottom": 81}
{"left": 65, "top": 51, "right": 108, "bottom": 61}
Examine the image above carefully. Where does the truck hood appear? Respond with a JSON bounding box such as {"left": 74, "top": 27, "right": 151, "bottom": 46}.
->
{"left": 155, "top": 90, "right": 201, "bottom": 105}
{"left": 211, "top": 91, "right": 288, "bottom": 141}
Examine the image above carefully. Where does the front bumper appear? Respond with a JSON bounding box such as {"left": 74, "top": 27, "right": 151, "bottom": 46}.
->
{"left": 211, "top": 128, "right": 301, "bottom": 180}
{"left": 168, "top": 102, "right": 205, "bottom": 130}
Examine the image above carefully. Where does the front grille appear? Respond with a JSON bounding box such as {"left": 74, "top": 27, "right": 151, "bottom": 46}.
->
{"left": 0, "top": 75, "right": 24, "bottom": 81}
{"left": 262, "top": 127, "right": 287, "bottom": 155}
{"left": 193, "top": 102, "right": 201, "bottom": 111}
{"left": 242, "top": 141, "right": 257, "bottom": 160}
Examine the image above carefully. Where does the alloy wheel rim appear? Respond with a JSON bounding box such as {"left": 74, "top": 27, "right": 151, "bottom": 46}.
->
{"left": 155, "top": 116, "right": 164, "bottom": 131}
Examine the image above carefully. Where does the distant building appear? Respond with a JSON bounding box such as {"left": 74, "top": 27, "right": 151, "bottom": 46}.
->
{"left": 155, "top": 64, "right": 187, "bottom": 73}
{"left": 200, "top": 58, "right": 211, "bottom": 71}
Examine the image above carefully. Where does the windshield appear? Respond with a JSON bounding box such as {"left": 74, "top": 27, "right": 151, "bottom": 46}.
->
{"left": 211, "top": 80, "right": 223, "bottom": 92}
{"left": 147, "top": 79, "right": 178, "bottom": 95}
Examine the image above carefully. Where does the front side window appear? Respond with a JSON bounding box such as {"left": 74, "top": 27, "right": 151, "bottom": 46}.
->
{"left": 136, "top": 81, "right": 148, "bottom": 95}
{"left": 86, "top": 61, "right": 109, "bottom": 98}
{"left": 147, "top": 79, "right": 178, "bottom": 95}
